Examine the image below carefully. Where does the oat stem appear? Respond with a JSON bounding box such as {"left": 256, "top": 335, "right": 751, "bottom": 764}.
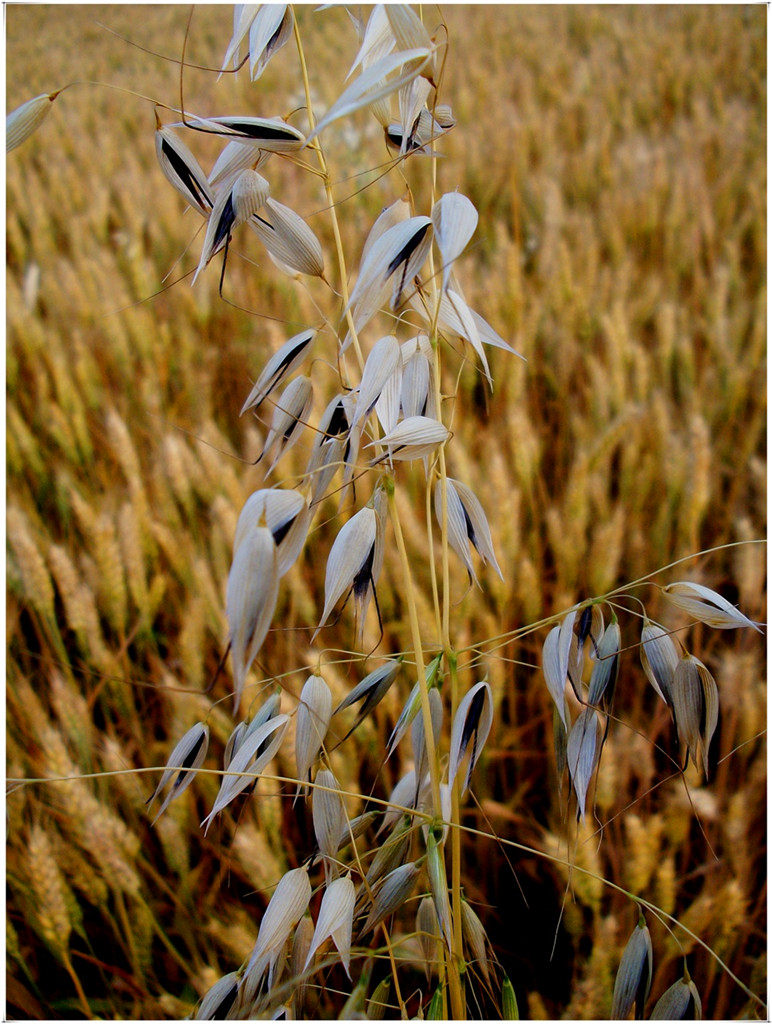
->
{"left": 377, "top": 922, "right": 408, "bottom": 1018}
{"left": 292, "top": 9, "right": 365, "bottom": 375}
{"left": 385, "top": 472, "right": 464, "bottom": 1016}
{"left": 384, "top": 483, "right": 441, "bottom": 815}
{"left": 429, "top": 327, "right": 466, "bottom": 1009}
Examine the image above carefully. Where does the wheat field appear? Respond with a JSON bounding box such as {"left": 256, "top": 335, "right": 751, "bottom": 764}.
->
{"left": 6, "top": 5, "right": 766, "bottom": 1020}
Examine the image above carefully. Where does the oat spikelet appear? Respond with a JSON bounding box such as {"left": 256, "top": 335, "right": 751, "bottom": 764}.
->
{"left": 7, "top": 90, "right": 60, "bottom": 151}
{"left": 664, "top": 581, "right": 761, "bottom": 632}
{"left": 461, "top": 900, "right": 496, "bottom": 988}
{"left": 7, "top": 506, "right": 55, "bottom": 621}
{"left": 305, "top": 48, "right": 432, "bottom": 149}
{"left": 650, "top": 973, "right": 702, "bottom": 1019}
{"left": 304, "top": 875, "right": 356, "bottom": 978}
{"left": 358, "top": 862, "right": 421, "bottom": 938}
{"left": 241, "top": 329, "right": 315, "bottom": 416}
{"left": 227, "top": 525, "right": 280, "bottom": 711}
{"left": 501, "top": 974, "right": 519, "bottom": 1019}
{"left": 611, "top": 915, "right": 653, "bottom": 1019}
{"left": 366, "top": 814, "right": 413, "bottom": 889}
{"left": 241, "top": 867, "right": 312, "bottom": 1001}
{"left": 202, "top": 714, "right": 289, "bottom": 832}
{"left": 291, "top": 916, "right": 314, "bottom": 1018}
{"left": 147, "top": 721, "right": 210, "bottom": 825}
{"left": 367, "top": 976, "right": 393, "bottom": 1020}
{"left": 154, "top": 121, "right": 213, "bottom": 216}
{"left": 296, "top": 675, "right": 333, "bottom": 774}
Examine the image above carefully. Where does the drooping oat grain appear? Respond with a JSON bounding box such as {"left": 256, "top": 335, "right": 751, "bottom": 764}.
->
{"left": 649, "top": 972, "right": 702, "bottom": 1020}
{"left": 663, "top": 580, "right": 761, "bottom": 632}
{"left": 295, "top": 677, "right": 333, "bottom": 790}
{"left": 611, "top": 915, "right": 653, "bottom": 1019}
{"left": 202, "top": 713, "right": 289, "bottom": 832}
{"left": 448, "top": 680, "right": 493, "bottom": 796}
{"left": 227, "top": 523, "right": 279, "bottom": 709}
{"left": 146, "top": 721, "right": 209, "bottom": 825}
{"left": 305, "top": 874, "right": 356, "bottom": 978}
{"left": 7, "top": 91, "right": 60, "bottom": 152}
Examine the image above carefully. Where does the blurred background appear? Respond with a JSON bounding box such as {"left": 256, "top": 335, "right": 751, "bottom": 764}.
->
{"left": 7, "top": 5, "right": 766, "bottom": 1019}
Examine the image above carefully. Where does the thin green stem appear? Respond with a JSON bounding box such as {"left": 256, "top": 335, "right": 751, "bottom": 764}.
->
{"left": 446, "top": 653, "right": 465, "bottom": 1005}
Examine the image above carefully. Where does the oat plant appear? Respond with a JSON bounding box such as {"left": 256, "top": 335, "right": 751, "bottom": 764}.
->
{"left": 7, "top": 5, "right": 766, "bottom": 1020}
